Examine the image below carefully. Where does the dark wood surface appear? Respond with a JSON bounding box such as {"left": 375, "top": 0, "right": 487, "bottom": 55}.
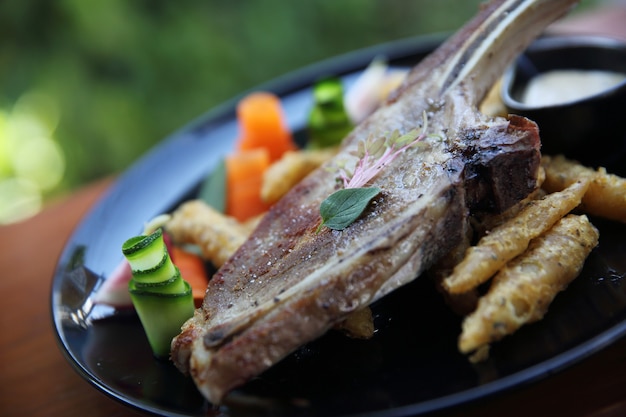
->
{"left": 2, "top": 3, "right": 626, "bottom": 416}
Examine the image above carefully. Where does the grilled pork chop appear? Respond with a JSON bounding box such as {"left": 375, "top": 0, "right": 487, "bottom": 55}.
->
{"left": 172, "top": 0, "right": 580, "bottom": 404}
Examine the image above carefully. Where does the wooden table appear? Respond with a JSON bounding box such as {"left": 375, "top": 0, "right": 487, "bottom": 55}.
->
{"left": 2, "top": 3, "right": 626, "bottom": 416}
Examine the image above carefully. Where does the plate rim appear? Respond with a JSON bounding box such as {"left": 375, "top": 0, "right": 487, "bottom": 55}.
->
{"left": 49, "top": 32, "right": 626, "bottom": 417}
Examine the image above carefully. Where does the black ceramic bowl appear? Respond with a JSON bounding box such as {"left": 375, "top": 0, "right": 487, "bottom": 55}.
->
{"left": 502, "top": 35, "right": 626, "bottom": 175}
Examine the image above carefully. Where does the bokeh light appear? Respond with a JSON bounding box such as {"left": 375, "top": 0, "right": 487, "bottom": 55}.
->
{"left": 0, "top": 1, "right": 603, "bottom": 224}
{"left": 0, "top": 91, "right": 65, "bottom": 224}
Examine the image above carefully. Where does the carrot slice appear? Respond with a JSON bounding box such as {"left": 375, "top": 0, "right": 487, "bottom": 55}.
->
{"left": 171, "top": 246, "right": 209, "bottom": 307}
{"left": 226, "top": 148, "right": 271, "bottom": 221}
{"left": 236, "top": 92, "right": 297, "bottom": 162}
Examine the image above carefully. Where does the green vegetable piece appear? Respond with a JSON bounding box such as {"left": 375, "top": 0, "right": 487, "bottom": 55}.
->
{"left": 198, "top": 157, "right": 226, "bottom": 213}
{"left": 129, "top": 279, "right": 194, "bottom": 359}
{"left": 122, "top": 228, "right": 195, "bottom": 359}
{"left": 122, "top": 228, "right": 167, "bottom": 272}
{"left": 133, "top": 268, "right": 187, "bottom": 294}
{"left": 131, "top": 251, "right": 177, "bottom": 285}
{"left": 308, "top": 77, "right": 353, "bottom": 149}
{"left": 318, "top": 187, "right": 381, "bottom": 231}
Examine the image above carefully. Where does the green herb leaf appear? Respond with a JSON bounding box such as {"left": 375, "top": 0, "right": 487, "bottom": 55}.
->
{"left": 318, "top": 187, "right": 381, "bottom": 231}
{"left": 198, "top": 158, "right": 226, "bottom": 212}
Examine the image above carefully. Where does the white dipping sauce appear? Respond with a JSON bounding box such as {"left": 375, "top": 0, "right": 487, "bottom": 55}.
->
{"left": 522, "top": 69, "right": 626, "bottom": 107}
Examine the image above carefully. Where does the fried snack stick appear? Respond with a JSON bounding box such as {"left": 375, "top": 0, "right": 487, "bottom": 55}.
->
{"left": 261, "top": 147, "right": 338, "bottom": 204}
{"left": 542, "top": 154, "right": 626, "bottom": 223}
{"left": 459, "top": 214, "right": 599, "bottom": 357}
{"left": 334, "top": 306, "right": 375, "bottom": 339}
{"left": 241, "top": 213, "right": 264, "bottom": 235}
{"left": 478, "top": 77, "right": 507, "bottom": 118}
{"left": 442, "top": 179, "right": 590, "bottom": 294}
{"left": 166, "top": 200, "right": 251, "bottom": 268}
{"left": 167, "top": 199, "right": 374, "bottom": 338}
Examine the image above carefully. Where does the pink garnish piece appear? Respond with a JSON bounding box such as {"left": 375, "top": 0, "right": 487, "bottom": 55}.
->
{"left": 92, "top": 259, "right": 133, "bottom": 307}
{"left": 338, "top": 126, "right": 427, "bottom": 189}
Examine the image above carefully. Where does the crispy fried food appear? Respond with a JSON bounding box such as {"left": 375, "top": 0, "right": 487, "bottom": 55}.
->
{"left": 542, "top": 154, "right": 626, "bottom": 223}
{"left": 334, "top": 306, "right": 375, "bottom": 339}
{"left": 261, "top": 147, "right": 338, "bottom": 204}
{"left": 166, "top": 200, "right": 250, "bottom": 268}
{"left": 459, "top": 214, "right": 599, "bottom": 355}
{"left": 479, "top": 77, "right": 507, "bottom": 118}
{"left": 442, "top": 179, "right": 590, "bottom": 294}
{"left": 241, "top": 213, "right": 264, "bottom": 234}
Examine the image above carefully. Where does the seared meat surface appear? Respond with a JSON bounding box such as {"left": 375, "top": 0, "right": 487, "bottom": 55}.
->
{"left": 172, "top": 0, "right": 580, "bottom": 404}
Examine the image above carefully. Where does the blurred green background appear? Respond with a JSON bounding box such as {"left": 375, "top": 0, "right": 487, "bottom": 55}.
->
{"left": 0, "top": 0, "right": 601, "bottom": 223}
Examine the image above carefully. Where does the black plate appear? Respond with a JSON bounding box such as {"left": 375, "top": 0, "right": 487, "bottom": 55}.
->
{"left": 51, "top": 35, "right": 626, "bottom": 417}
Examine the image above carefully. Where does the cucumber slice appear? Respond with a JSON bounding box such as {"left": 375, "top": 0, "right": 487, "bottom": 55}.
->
{"left": 122, "top": 228, "right": 195, "bottom": 358}
{"left": 131, "top": 251, "right": 177, "bottom": 285}
{"left": 307, "top": 77, "right": 353, "bottom": 149}
{"left": 133, "top": 268, "right": 187, "bottom": 294}
{"left": 129, "top": 280, "right": 194, "bottom": 359}
{"left": 122, "top": 228, "right": 167, "bottom": 272}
